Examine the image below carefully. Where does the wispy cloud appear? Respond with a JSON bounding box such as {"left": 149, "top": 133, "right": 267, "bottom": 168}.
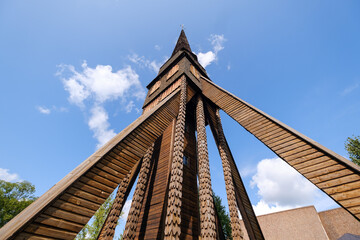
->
{"left": 197, "top": 34, "right": 226, "bottom": 68}
{"left": 0, "top": 168, "right": 21, "bottom": 182}
{"left": 88, "top": 105, "right": 116, "bottom": 149}
{"left": 36, "top": 106, "right": 68, "bottom": 114}
{"left": 239, "top": 165, "right": 256, "bottom": 178}
{"left": 341, "top": 82, "right": 359, "bottom": 96}
{"left": 120, "top": 199, "right": 132, "bottom": 221}
{"left": 128, "top": 54, "right": 167, "bottom": 73}
{"left": 57, "top": 61, "right": 145, "bottom": 148}
{"left": 36, "top": 106, "right": 51, "bottom": 115}
{"left": 250, "top": 157, "right": 338, "bottom": 216}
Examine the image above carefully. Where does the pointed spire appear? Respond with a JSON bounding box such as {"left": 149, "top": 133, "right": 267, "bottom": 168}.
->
{"left": 171, "top": 29, "right": 192, "bottom": 57}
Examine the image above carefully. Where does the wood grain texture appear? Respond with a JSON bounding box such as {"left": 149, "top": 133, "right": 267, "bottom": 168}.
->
{"left": 98, "top": 160, "right": 141, "bottom": 240}
{"left": 165, "top": 76, "right": 187, "bottom": 240}
{"left": 123, "top": 144, "right": 155, "bottom": 239}
{"left": 200, "top": 76, "right": 360, "bottom": 222}
{"left": 212, "top": 108, "right": 243, "bottom": 240}
{"left": 196, "top": 96, "right": 217, "bottom": 239}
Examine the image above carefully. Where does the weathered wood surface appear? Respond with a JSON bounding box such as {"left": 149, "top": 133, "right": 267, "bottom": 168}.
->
{"left": 196, "top": 96, "right": 217, "bottom": 239}
{"left": 123, "top": 144, "right": 155, "bottom": 239}
{"left": 98, "top": 159, "right": 141, "bottom": 240}
{"left": 136, "top": 121, "right": 176, "bottom": 239}
{"left": 165, "top": 76, "right": 187, "bottom": 239}
{"left": 0, "top": 89, "right": 181, "bottom": 240}
{"left": 201, "top": 76, "right": 360, "bottom": 221}
{"left": 206, "top": 101, "right": 264, "bottom": 240}
{"left": 210, "top": 108, "right": 244, "bottom": 240}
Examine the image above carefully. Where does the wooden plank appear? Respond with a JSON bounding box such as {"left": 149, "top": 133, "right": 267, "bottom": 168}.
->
{"left": 43, "top": 207, "right": 89, "bottom": 225}
{"left": 52, "top": 199, "right": 95, "bottom": 217}
{"left": 311, "top": 169, "right": 354, "bottom": 184}
{"left": 297, "top": 157, "right": 336, "bottom": 173}
{"left": 60, "top": 193, "right": 99, "bottom": 211}
{"left": 25, "top": 223, "right": 76, "bottom": 239}
{"left": 332, "top": 188, "right": 360, "bottom": 201}
{"left": 324, "top": 181, "right": 360, "bottom": 195}
{"left": 34, "top": 214, "right": 83, "bottom": 233}
{"left": 303, "top": 164, "right": 346, "bottom": 180}
{"left": 16, "top": 233, "right": 56, "bottom": 240}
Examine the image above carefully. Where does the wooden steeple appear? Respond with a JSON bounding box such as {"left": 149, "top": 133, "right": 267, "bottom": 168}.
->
{"left": 1, "top": 30, "right": 359, "bottom": 240}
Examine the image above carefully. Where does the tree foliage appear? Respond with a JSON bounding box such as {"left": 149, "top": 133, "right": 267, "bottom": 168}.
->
{"left": 345, "top": 135, "right": 360, "bottom": 166}
{"left": 213, "top": 191, "right": 232, "bottom": 240}
{"left": 75, "top": 193, "right": 122, "bottom": 240}
{"left": 0, "top": 180, "right": 37, "bottom": 227}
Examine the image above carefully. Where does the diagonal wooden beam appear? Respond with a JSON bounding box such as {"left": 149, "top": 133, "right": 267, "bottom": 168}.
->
{"left": 201, "top": 76, "right": 360, "bottom": 222}
{"left": 0, "top": 88, "right": 182, "bottom": 239}
{"left": 97, "top": 158, "right": 142, "bottom": 240}
{"left": 123, "top": 143, "right": 155, "bottom": 239}
{"left": 196, "top": 95, "right": 217, "bottom": 239}
{"left": 205, "top": 100, "right": 264, "bottom": 240}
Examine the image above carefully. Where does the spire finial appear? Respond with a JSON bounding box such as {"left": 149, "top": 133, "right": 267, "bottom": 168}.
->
{"left": 171, "top": 28, "right": 192, "bottom": 57}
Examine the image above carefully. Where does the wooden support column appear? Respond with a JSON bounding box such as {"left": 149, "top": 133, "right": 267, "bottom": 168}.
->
{"left": 98, "top": 160, "right": 142, "bottom": 240}
{"left": 214, "top": 109, "right": 244, "bottom": 240}
{"left": 164, "top": 76, "right": 187, "bottom": 239}
{"left": 123, "top": 143, "right": 155, "bottom": 240}
{"left": 196, "top": 95, "right": 217, "bottom": 239}
{"left": 206, "top": 102, "right": 264, "bottom": 240}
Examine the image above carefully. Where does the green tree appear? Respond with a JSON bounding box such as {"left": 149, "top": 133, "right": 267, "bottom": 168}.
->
{"left": 75, "top": 193, "right": 122, "bottom": 240}
{"left": 0, "top": 180, "right": 37, "bottom": 227}
{"left": 345, "top": 135, "right": 360, "bottom": 166}
{"left": 213, "top": 191, "right": 232, "bottom": 240}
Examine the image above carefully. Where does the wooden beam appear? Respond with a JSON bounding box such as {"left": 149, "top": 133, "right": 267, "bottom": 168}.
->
{"left": 205, "top": 101, "right": 264, "bottom": 240}
{"left": 0, "top": 89, "right": 181, "bottom": 239}
{"left": 201, "top": 76, "right": 360, "bottom": 222}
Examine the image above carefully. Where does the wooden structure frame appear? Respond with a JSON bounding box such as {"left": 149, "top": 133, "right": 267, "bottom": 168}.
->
{"left": 1, "top": 30, "right": 359, "bottom": 240}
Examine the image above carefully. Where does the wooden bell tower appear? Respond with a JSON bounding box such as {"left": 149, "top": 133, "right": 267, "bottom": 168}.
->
{"left": 1, "top": 30, "right": 360, "bottom": 240}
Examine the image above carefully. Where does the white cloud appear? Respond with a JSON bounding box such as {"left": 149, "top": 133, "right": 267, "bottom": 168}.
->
{"left": 58, "top": 61, "right": 145, "bottom": 148}
{"left": 197, "top": 51, "right": 216, "bottom": 69}
{"left": 37, "top": 106, "right": 51, "bottom": 114}
{"left": 252, "top": 199, "right": 292, "bottom": 216}
{"left": 197, "top": 34, "right": 226, "bottom": 68}
{"left": 0, "top": 168, "right": 21, "bottom": 182}
{"left": 125, "top": 101, "right": 135, "bottom": 113}
{"left": 36, "top": 106, "right": 68, "bottom": 114}
{"left": 120, "top": 199, "right": 132, "bottom": 221}
{"left": 88, "top": 106, "right": 116, "bottom": 149}
{"left": 60, "top": 61, "right": 144, "bottom": 106}
{"left": 239, "top": 165, "right": 257, "bottom": 178}
{"left": 154, "top": 45, "right": 161, "bottom": 51}
{"left": 128, "top": 54, "right": 166, "bottom": 73}
{"left": 250, "top": 157, "right": 338, "bottom": 216}
{"left": 341, "top": 82, "right": 359, "bottom": 96}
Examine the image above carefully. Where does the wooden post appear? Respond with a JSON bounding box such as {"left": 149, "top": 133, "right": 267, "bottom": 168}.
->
{"left": 196, "top": 95, "right": 217, "bottom": 239}
{"left": 164, "top": 76, "right": 187, "bottom": 240}
{"left": 214, "top": 109, "right": 244, "bottom": 240}
{"left": 122, "top": 143, "right": 155, "bottom": 239}
{"left": 205, "top": 100, "right": 264, "bottom": 240}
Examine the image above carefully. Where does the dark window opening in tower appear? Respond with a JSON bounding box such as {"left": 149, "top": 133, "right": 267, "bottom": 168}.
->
{"left": 183, "top": 155, "right": 189, "bottom": 166}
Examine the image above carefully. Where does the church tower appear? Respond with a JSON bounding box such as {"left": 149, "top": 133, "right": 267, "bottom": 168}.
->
{"left": 1, "top": 30, "right": 359, "bottom": 240}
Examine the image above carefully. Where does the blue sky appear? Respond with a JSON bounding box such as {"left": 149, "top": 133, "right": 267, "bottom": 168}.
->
{"left": 1, "top": 0, "right": 360, "bottom": 236}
